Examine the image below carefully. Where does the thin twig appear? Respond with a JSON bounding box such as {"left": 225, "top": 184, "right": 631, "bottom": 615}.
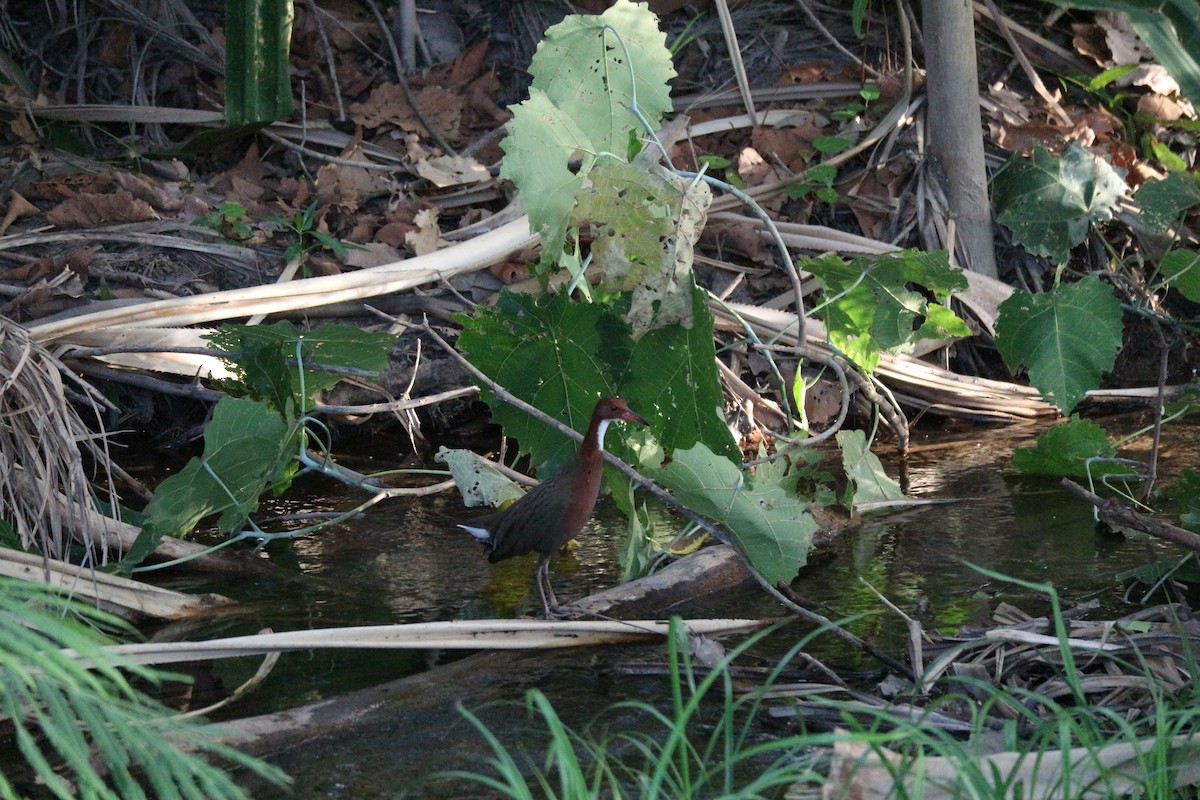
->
{"left": 1062, "top": 479, "right": 1200, "bottom": 555}
{"left": 792, "top": 0, "right": 881, "bottom": 79}
{"left": 712, "top": 0, "right": 758, "bottom": 126}
{"left": 982, "top": 0, "right": 1073, "bottom": 127}
{"left": 307, "top": 0, "right": 345, "bottom": 121}
{"left": 364, "top": 0, "right": 458, "bottom": 156}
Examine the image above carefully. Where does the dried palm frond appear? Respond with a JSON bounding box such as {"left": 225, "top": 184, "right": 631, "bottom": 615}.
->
{"left": 0, "top": 314, "right": 116, "bottom": 564}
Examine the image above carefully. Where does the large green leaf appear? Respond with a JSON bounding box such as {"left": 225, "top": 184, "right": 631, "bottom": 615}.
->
{"left": 458, "top": 289, "right": 738, "bottom": 469}
{"left": 499, "top": 89, "right": 595, "bottom": 266}
{"left": 137, "top": 398, "right": 294, "bottom": 543}
{"left": 653, "top": 444, "right": 816, "bottom": 584}
{"left": 995, "top": 273, "right": 1123, "bottom": 414}
{"left": 529, "top": 0, "right": 674, "bottom": 158}
{"left": 804, "top": 249, "right": 970, "bottom": 371}
{"left": 1011, "top": 416, "right": 1125, "bottom": 478}
{"left": 836, "top": 429, "right": 905, "bottom": 508}
{"left": 1134, "top": 171, "right": 1200, "bottom": 232}
{"left": 458, "top": 292, "right": 613, "bottom": 473}
{"left": 625, "top": 286, "right": 740, "bottom": 464}
{"left": 992, "top": 142, "right": 1128, "bottom": 265}
{"left": 498, "top": 0, "right": 674, "bottom": 268}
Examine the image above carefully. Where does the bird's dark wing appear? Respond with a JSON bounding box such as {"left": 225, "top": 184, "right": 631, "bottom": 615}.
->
{"left": 483, "top": 465, "right": 577, "bottom": 562}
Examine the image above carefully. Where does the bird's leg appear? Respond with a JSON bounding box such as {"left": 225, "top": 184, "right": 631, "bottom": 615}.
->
{"left": 536, "top": 557, "right": 570, "bottom": 619}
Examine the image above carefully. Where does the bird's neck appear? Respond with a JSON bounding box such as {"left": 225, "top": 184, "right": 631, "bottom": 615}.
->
{"left": 581, "top": 415, "right": 611, "bottom": 461}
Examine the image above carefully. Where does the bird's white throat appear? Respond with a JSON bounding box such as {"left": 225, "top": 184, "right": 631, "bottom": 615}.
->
{"left": 596, "top": 418, "right": 611, "bottom": 452}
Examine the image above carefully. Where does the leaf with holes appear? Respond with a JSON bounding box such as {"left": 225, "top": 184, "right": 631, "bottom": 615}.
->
{"left": 995, "top": 273, "right": 1122, "bottom": 414}
{"left": 499, "top": 0, "right": 674, "bottom": 269}
{"left": 572, "top": 161, "right": 711, "bottom": 333}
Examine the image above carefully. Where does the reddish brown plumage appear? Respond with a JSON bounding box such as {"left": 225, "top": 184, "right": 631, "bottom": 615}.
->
{"left": 459, "top": 396, "right": 649, "bottom": 617}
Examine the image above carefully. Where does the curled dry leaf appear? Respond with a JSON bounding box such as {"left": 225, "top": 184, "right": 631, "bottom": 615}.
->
{"left": 115, "top": 170, "right": 185, "bottom": 213}
{"left": 44, "top": 191, "right": 158, "bottom": 228}
{"left": 0, "top": 191, "right": 38, "bottom": 236}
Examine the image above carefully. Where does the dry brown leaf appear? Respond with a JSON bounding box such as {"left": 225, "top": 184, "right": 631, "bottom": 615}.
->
{"left": 1138, "top": 94, "right": 1188, "bottom": 121}
{"left": 315, "top": 161, "right": 378, "bottom": 211}
{"left": 350, "top": 82, "right": 407, "bottom": 129}
{"left": 0, "top": 192, "right": 38, "bottom": 236}
{"left": 405, "top": 208, "right": 447, "bottom": 256}
{"left": 341, "top": 241, "right": 403, "bottom": 269}
{"left": 115, "top": 171, "right": 184, "bottom": 213}
{"left": 736, "top": 147, "right": 786, "bottom": 211}
{"left": 416, "top": 154, "right": 490, "bottom": 188}
{"left": 750, "top": 126, "right": 818, "bottom": 173}
{"left": 488, "top": 261, "right": 530, "bottom": 284}
{"left": 375, "top": 220, "right": 414, "bottom": 248}
{"left": 45, "top": 191, "right": 158, "bottom": 228}
{"left": 703, "top": 220, "right": 772, "bottom": 264}
{"left": 407, "top": 85, "right": 463, "bottom": 141}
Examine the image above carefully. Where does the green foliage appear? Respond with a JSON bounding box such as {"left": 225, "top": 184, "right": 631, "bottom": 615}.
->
{"left": 458, "top": 292, "right": 619, "bottom": 473}
{"left": 995, "top": 273, "right": 1123, "bottom": 414}
{"left": 500, "top": 0, "right": 675, "bottom": 270}
{"left": 623, "top": 287, "right": 738, "bottom": 463}
{"left": 803, "top": 249, "right": 970, "bottom": 372}
{"left": 1044, "top": 0, "right": 1200, "bottom": 107}
{"left": 836, "top": 429, "right": 905, "bottom": 507}
{"left": 457, "top": 289, "right": 737, "bottom": 472}
{"left": 1133, "top": 171, "right": 1200, "bottom": 232}
{"left": 130, "top": 397, "right": 293, "bottom": 563}
{"left": 992, "top": 142, "right": 1128, "bottom": 264}
{"left": 434, "top": 619, "right": 826, "bottom": 798}
{"left": 1011, "top": 416, "right": 1127, "bottom": 478}
{"left": 1157, "top": 249, "right": 1200, "bottom": 301}
{"left": 192, "top": 201, "right": 253, "bottom": 242}
{"left": 224, "top": 0, "right": 294, "bottom": 127}
{"left": 206, "top": 321, "right": 395, "bottom": 416}
{"left": 786, "top": 163, "right": 839, "bottom": 204}
{"left": 1173, "top": 469, "right": 1200, "bottom": 532}
{"left": 124, "top": 323, "right": 395, "bottom": 564}
{"left": 271, "top": 200, "right": 360, "bottom": 264}
{"left": 652, "top": 444, "right": 815, "bottom": 584}
{"left": 437, "top": 576, "right": 1200, "bottom": 799}
{"left": 572, "top": 162, "right": 712, "bottom": 334}
{"left": 0, "top": 577, "right": 289, "bottom": 798}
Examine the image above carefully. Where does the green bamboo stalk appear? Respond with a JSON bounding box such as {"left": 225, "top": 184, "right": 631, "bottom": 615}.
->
{"left": 224, "top": 0, "right": 294, "bottom": 126}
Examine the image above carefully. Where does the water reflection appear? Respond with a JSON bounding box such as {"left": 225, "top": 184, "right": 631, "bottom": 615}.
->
{"left": 163, "top": 419, "right": 1188, "bottom": 719}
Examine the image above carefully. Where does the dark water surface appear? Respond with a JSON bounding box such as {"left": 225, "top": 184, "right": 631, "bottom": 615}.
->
{"left": 148, "top": 416, "right": 1192, "bottom": 797}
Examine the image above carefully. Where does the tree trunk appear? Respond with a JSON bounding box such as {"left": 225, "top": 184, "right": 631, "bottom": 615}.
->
{"left": 923, "top": 0, "right": 998, "bottom": 279}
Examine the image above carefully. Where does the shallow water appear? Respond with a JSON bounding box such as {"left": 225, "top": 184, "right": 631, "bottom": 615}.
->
{"left": 150, "top": 415, "right": 1192, "bottom": 796}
